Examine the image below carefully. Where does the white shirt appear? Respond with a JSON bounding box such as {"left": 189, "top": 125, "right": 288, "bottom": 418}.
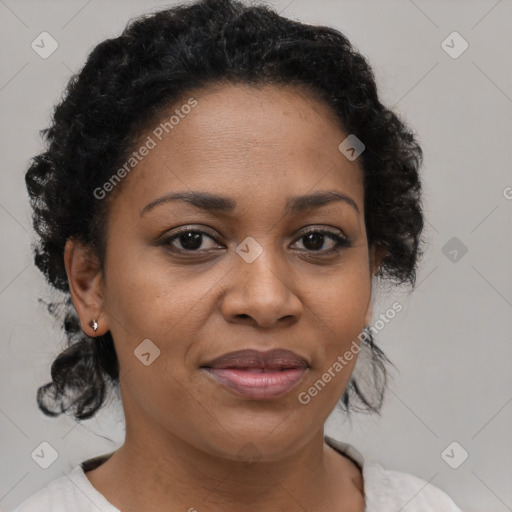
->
{"left": 9, "top": 436, "right": 463, "bottom": 511}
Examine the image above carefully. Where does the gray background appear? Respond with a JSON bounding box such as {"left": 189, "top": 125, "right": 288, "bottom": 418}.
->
{"left": 1, "top": 0, "right": 511, "bottom": 510}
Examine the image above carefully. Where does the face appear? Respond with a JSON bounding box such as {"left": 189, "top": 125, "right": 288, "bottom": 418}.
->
{"left": 70, "top": 83, "right": 379, "bottom": 461}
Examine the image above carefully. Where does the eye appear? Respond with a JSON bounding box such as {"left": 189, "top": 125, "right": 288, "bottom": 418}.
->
{"left": 292, "top": 228, "right": 352, "bottom": 253}
{"left": 162, "top": 228, "right": 222, "bottom": 252}
{"left": 160, "top": 226, "right": 352, "bottom": 255}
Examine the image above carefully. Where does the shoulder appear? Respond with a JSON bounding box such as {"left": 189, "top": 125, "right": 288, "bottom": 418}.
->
{"left": 324, "top": 436, "right": 463, "bottom": 512}
{"left": 363, "top": 460, "right": 463, "bottom": 511}
{"left": 8, "top": 472, "right": 73, "bottom": 512}
{"left": 8, "top": 464, "right": 119, "bottom": 512}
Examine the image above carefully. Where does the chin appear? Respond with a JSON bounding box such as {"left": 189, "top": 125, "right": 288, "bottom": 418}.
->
{"left": 195, "top": 422, "right": 312, "bottom": 463}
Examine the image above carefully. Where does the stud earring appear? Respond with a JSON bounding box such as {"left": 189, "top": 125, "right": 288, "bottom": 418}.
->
{"left": 91, "top": 319, "right": 98, "bottom": 333}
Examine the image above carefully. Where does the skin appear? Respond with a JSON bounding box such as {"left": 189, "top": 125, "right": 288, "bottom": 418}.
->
{"left": 65, "top": 83, "right": 384, "bottom": 512}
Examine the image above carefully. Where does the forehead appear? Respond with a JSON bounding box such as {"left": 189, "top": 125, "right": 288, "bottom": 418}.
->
{"left": 118, "top": 82, "right": 364, "bottom": 211}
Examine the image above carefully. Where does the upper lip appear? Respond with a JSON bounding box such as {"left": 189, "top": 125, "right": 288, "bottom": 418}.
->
{"left": 201, "top": 349, "right": 309, "bottom": 370}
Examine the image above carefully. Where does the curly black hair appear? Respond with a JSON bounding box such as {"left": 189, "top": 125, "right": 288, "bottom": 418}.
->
{"left": 26, "top": 0, "right": 424, "bottom": 421}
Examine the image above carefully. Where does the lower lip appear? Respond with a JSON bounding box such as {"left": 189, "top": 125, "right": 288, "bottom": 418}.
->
{"left": 203, "top": 368, "right": 308, "bottom": 400}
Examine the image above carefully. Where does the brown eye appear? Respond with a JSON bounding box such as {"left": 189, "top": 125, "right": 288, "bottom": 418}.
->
{"left": 292, "top": 229, "right": 352, "bottom": 253}
{"left": 163, "top": 229, "right": 221, "bottom": 252}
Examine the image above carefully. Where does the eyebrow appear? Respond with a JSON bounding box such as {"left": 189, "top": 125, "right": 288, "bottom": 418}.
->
{"left": 140, "top": 189, "right": 360, "bottom": 217}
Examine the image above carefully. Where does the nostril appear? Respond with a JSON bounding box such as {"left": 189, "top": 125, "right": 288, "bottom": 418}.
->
{"left": 236, "top": 314, "right": 257, "bottom": 326}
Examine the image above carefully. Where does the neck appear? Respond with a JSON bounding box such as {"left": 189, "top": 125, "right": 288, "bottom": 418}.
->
{"left": 86, "top": 421, "right": 362, "bottom": 511}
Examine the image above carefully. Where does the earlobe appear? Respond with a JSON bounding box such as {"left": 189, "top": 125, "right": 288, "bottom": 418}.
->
{"left": 64, "top": 239, "right": 107, "bottom": 337}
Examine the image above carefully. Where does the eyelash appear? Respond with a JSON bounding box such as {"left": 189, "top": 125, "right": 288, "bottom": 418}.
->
{"left": 161, "top": 227, "right": 352, "bottom": 255}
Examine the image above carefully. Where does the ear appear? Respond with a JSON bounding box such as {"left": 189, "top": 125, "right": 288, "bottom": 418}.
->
{"left": 64, "top": 238, "right": 108, "bottom": 337}
{"left": 364, "top": 300, "right": 373, "bottom": 327}
{"left": 369, "top": 242, "right": 386, "bottom": 278}
{"left": 364, "top": 243, "right": 387, "bottom": 326}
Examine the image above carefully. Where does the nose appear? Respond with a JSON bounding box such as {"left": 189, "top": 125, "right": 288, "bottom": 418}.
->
{"left": 220, "top": 247, "right": 303, "bottom": 329}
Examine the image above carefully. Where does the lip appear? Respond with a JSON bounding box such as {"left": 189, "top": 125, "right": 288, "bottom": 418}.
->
{"left": 201, "top": 349, "right": 309, "bottom": 400}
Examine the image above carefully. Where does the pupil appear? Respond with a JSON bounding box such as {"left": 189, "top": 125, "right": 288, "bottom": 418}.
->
{"left": 177, "top": 232, "right": 328, "bottom": 251}
{"left": 181, "top": 232, "right": 202, "bottom": 250}
{"left": 304, "top": 233, "right": 324, "bottom": 251}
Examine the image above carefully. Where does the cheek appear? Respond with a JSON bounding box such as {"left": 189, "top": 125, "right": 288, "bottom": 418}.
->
{"left": 103, "top": 242, "right": 218, "bottom": 336}
{"left": 303, "top": 251, "right": 372, "bottom": 388}
{"left": 295, "top": 291, "right": 369, "bottom": 425}
{"left": 308, "top": 251, "right": 372, "bottom": 336}
{"left": 101, "top": 248, "right": 211, "bottom": 417}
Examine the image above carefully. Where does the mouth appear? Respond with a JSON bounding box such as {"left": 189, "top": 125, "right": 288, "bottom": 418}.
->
{"left": 200, "top": 349, "right": 310, "bottom": 400}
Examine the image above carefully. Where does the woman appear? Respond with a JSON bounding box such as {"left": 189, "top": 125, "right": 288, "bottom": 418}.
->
{"left": 11, "top": 0, "right": 463, "bottom": 510}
